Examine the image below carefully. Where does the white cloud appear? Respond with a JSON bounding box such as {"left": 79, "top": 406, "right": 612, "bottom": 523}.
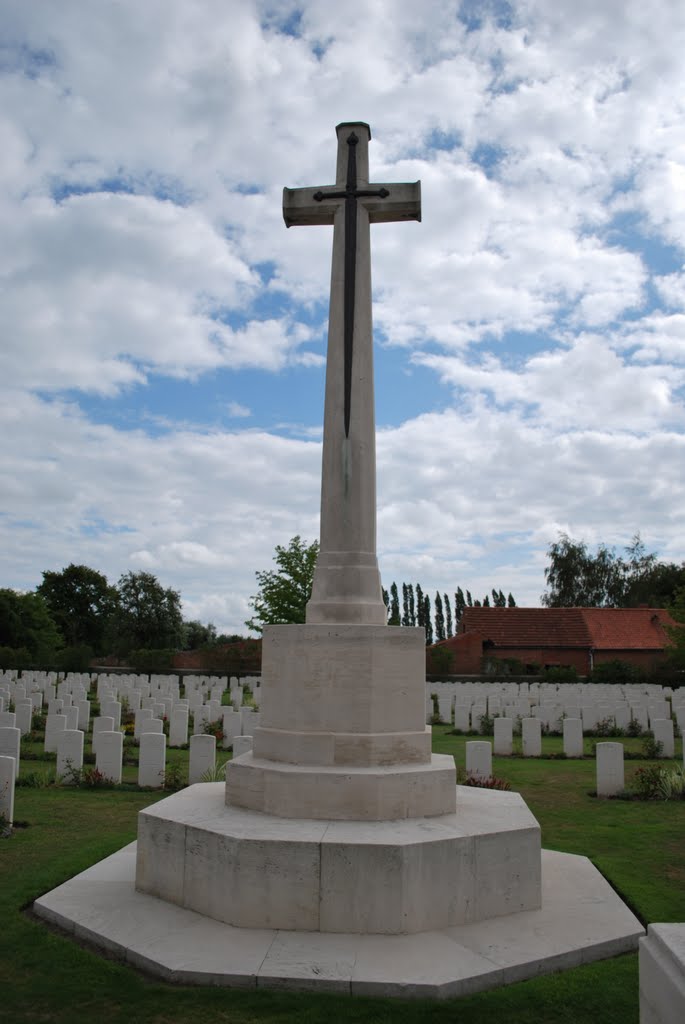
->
{"left": 1, "top": 0, "right": 685, "bottom": 633}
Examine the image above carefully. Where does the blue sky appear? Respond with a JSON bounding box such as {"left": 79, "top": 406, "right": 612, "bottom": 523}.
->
{"left": 2, "top": 0, "right": 685, "bottom": 634}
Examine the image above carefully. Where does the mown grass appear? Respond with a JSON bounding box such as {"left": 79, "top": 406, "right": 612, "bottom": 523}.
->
{"left": 1, "top": 726, "right": 684, "bottom": 1023}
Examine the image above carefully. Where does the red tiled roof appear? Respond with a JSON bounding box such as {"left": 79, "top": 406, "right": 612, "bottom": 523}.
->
{"left": 457, "top": 606, "right": 676, "bottom": 651}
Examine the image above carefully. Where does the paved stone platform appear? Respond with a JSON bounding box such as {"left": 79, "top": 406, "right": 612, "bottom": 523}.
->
{"left": 34, "top": 842, "right": 643, "bottom": 998}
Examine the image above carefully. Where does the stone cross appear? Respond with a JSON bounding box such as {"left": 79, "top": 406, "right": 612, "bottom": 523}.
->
{"left": 283, "top": 122, "right": 421, "bottom": 625}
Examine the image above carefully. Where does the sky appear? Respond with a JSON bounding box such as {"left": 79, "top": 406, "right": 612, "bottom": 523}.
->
{"left": 2, "top": 0, "right": 685, "bottom": 636}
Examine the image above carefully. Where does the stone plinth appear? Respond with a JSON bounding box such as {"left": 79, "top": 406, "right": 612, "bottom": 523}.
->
{"left": 225, "top": 623, "right": 455, "bottom": 820}
{"left": 225, "top": 753, "right": 456, "bottom": 821}
{"left": 136, "top": 783, "right": 541, "bottom": 935}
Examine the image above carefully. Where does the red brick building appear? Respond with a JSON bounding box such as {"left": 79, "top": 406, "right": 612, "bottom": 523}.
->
{"left": 431, "top": 606, "right": 677, "bottom": 675}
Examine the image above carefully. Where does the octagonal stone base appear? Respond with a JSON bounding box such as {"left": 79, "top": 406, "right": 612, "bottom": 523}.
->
{"left": 33, "top": 836, "right": 643, "bottom": 999}
{"left": 135, "top": 783, "right": 540, "bottom": 934}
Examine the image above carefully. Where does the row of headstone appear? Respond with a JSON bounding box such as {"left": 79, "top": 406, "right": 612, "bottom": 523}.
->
{"left": 429, "top": 683, "right": 684, "bottom": 737}
{"left": 463, "top": 737, "right": 669, "bottom": 798}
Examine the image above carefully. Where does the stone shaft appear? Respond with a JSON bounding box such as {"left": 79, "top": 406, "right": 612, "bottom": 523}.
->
{"left": 283, "top": 123, "right": 420, "bottom": 625}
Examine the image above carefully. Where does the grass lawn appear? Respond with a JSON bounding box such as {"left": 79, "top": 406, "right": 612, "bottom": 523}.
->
{"left": 2, "top": 726, "right": 684, "bottom": 1023}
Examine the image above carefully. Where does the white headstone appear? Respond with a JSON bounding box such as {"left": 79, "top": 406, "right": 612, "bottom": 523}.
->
{"left": 56, "top": 729, "right": 84, "bottom": 783}
{"left": 0, "top": 728, "right": 20, "bottom": 778}
{"left": 563, "top": 717, "right": 584, "bottom": 758}
{"left": 138, "top": 732, "right": 166, "bottom": 788}
{"left": 77, "top": 699, "right": 91, "bottom": 731}
{"left": 465, "top": 740, "right": 492, "bottom": 781}
{"left": 64, "top": 705, "right": 79, "bottom": 730}
{"left": 453, "top": 706, "right": 470, "bottom": 732}
{"left": 189, "top": 733, "right": 216, "bottom": 783}
{"left": 493, "top": 717, "right": 513, "bottom": 756}
{"left": 596, "top": 742, "right": 624, "bottom": 796}
{"left": 193, "top": 705, "right": 210, "bottom": 735}
{"left": 169, "top": 708, "right": 188, "bottom": 748}
{"left": 522, "top": 717, "right": 542, "bottom": 757}
{"left": 134, "top": 707, "right": 153, "bottom": 739}
{"left": 101, "top": 700, "right": 121, "bottom": 729}
{"left": 437, "top": 696, "right": 453, "bottom": 725}
{"left": 92, "top": 716, "right": 115, "bottom": 755}
{"left": 0, "top": 755, "right": 16, "bottom": 826}
{"left": 15, "top": 700, "right": 33, "bottom": 736}
{"left": 96, "top": 731, "right": 123, "bottom": 783}
{"left": 652, "top": 719, "right": 675, "bottom": 758}
{"left": 471, "top": 703, "right": 487, "bottom": 732}
{"left": 44, "top": 713, "right": 67, "bottom": 753}
{"left": 222, "top": 708, "right": 242, "bottom": 748}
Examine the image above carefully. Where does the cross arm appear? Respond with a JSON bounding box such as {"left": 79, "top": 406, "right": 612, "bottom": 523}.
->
{"left": 365, "top": 181, "right": 421, "bottom": 224}
{"left": 283, "top": 181, "right": 421, "bottom": 227}
{"left": 283, "top": 187, "right": 336, "bottom": 227}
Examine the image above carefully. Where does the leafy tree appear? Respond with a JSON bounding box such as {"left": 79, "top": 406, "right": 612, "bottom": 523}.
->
{"left": 108, "top": 571, "right": 183, "bottom": 655}
{"left": 482, "top": 595, "right": 490, "bottom": 607}
{"left": 0, "top": 589, "right": 62, "bottom": 661}
{"left": 182, "top": 620, "right": 217, "bottom": 650}
{"left": 388, "top": 582, "right": 401, "bottom": 625}
{"left": 37, "top": 563, "right": 117, "bottom": 653}
{"left": 466, "top": 590, "right": 473, "bottom": 607}
{"left": 424, "top": 594, "right": 433, "bottom": 645}
{"left": 542, "top": 531, "right": 685, "bottom": 608}
{"left": 507, "top": 592, "right": 516, "bottom": 607}
{"left": 542, "top": 534, "right": 625, "bottom": 607}
{"left": 434, "top": 592, "right": 445, "bottom": 642}
{"left": 245, "top": 535, "right": 319, "bottom": 634}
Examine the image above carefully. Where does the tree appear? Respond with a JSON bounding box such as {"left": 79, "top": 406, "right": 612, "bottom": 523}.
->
{"left": 388, "top": 582, "right": 401, "bottom": 625}
{"left": 424, "top": 594, "right": 433, "bottom": 645}
{"left": 408, "top": 584, "right": 416, "bottom": 626}
{"left": 108, "top": 571, "right": 183, "bottom": 654}
{"left": 245, "top": 535, "right": 319, "bottom": 634}
{"left": 416, "top": 584, "right": 425, "bottom": 628}
{"left": 507, "top": 592, "right": 516, "bottom": 607}
{"left": 0, "top": 589, "right": 62, "bottom": 662}
{"left": 401, "top": 583, "right": 410, "bottom": 627}
{"left": 434, "top": 592, "right": 445, "bottom": 642}
{"left": 542, "top": 534, "right": 625, "bottom": 607}
{"left": 454, "top": 588, "right": 466, "bottom": 628}
{"left": 541, "top": 531, "right": 685, "bottom": 608}
{"left": 37, "top": 563, "right": 117, "bottom": 653}
{"left": 182, "top": 620, "right": 217, "bottom": 650}
{"left": 444, "top": 592, "right": 453, "bottom": 638}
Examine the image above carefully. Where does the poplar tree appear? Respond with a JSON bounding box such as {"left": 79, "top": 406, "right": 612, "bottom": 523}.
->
{"left": 434, "top": 591, "right": 445, "bottom": 642}
{"left": 454, "top": 588, "right": 466, "bottom": 628}
{"left": 424, "top": 594, "right": 433, "bottom": 645}
{"left": 402, "top": 583, "right": 410, "bottom": 626}
{"left": 416, "top": 584, "right": 425, "bottom": 628}
{"left": 408, "top": 584, "right": 416, "bottom": 626}
{"left": 389, "top": 582, "right": 401, "bottom": 625}
{"left": 444, "top": 593, "right": 453, "bottom": 637}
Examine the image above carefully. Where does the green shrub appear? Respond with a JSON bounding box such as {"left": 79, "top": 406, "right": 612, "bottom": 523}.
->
{"left": 642, "top": 736, "right": 665, "bottom": 759}
{"left": 588, "top": 660, "right": 644, "bottom": 685}
{"left": 542, "top": 665, "right": 578, "bottom": 683}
